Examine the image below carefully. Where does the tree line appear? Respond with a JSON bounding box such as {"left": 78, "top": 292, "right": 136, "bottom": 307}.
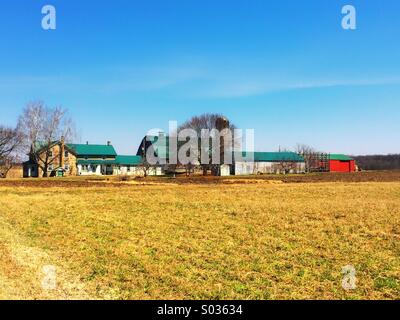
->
{"left": 353, "top": 155, "right": 400, "bottom": 171}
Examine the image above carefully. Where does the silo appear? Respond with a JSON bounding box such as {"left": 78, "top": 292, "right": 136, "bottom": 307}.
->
{"left": 214, "top": 116, "right": 231, "bottom": 176}
{"left": 215, "top": 116, "right": 230, "bottom": 165}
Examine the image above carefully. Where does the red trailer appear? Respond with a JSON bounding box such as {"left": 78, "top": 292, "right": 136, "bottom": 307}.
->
{"left": 329, "top": 154, "right": 356, "bottom": 172}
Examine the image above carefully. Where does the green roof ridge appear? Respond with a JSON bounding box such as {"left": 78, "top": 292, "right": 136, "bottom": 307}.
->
{"left": 235, "top": 151, "right": 305, "bottom": 162}
{"left": 330, "top": 154, "right": 353, "bottom": 161}
{"left": 66, "top": 143, "right": 117, "bottom": 157}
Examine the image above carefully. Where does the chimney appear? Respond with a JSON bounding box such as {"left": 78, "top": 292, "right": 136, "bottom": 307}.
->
{"left": 86, "top": 141, "right": 89, "bottom": 145}
{"left": 107, "top": 141, "right": 111, "bottom": 146}
{"left": 60, "top": 136, "right": 65, "bottom": 169}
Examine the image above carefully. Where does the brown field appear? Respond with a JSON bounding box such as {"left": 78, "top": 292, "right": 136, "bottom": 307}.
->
{"left": 0, "top": 172, "right": 399, "bottom": 300}
{"left": 1, "top": 170, "right": 399, "bottom": 188}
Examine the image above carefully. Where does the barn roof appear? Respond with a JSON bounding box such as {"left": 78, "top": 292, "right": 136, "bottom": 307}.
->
{"left": 330, "top": 154, "right": 353, "bottom": 161}
{"left": 67, "top": 144, "right": 117, "bottom": 157}
{"left": 236, "top": 152, "right": 305, "bottom": 162}
{"left": 136, "top": 135, "right": 178, "bottom": 159}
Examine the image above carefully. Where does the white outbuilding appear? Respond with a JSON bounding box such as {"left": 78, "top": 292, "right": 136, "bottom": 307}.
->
{"left": 234, "top": 152, "right": 306, "bottom": 175}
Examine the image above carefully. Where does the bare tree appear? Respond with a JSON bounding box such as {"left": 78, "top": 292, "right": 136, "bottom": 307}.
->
{"left": 137, "top": 137, "right": 156, "bottom": 178}
{"left": 0, "top": 126, "right": 22, "bottom": 178}
{"left": 178, "top": 113, "right": 237, "bottom": 175}
{"left": 0, "top": 157, "right": 13, "bottom": 178}
{"left": 273, "top": 147, "right": 298, "bottom": 174}
{"left": 295, "top": 143, "right": 316, "bottom": 155}
{"left": 295, "top": 143, "right": 329, "bottom": 173}
{"left": 273, "top": 161, "right": 298, "bottom": 174}
{"left": 17, "top": 101, "right": 76, "bottom": 177}
{"left": 140, "top": 158, "right": 153, "bottom": 178}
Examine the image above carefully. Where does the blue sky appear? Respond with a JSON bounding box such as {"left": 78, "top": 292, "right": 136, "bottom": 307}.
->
{"left": 1, "top": 0, "right": 399, "bottom": 155}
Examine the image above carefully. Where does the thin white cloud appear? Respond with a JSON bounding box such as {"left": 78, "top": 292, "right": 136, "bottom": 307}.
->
{"left": 196, "top": 76, "right": 400, "bottom": 98}
{"left": 0, "top": 66, "right": 399, "bottom": 98}
{"left": 99, "top": 66, "right": 208, "bottom": 93}
{"left": 0, "top": 65, "right": 208, "bottom": 94}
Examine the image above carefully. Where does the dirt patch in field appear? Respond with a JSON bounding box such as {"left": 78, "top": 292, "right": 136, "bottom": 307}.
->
{"left": 0, "top": 171, "right": 399, "bottom": 188}
{"left": 160, "top": 171, "right": 400, "bottom": 184}
{"left": 222, "top": 179, "right": 284, "bottom": 185}
{"left": 0, "top": 179, "right": 126, "bottom": 189}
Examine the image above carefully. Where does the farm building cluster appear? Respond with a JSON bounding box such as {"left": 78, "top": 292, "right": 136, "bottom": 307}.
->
{"left": 23, "top": 139, "right": 161, "bottom": 178}
{"left": 22, "top": 134, "right": 356, "bottom": 178}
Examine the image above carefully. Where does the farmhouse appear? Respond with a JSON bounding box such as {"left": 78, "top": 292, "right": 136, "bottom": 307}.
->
{"left": 23, "top": 138, "right": 78, "bottom": 177}
{"left": 329, "top": 154, "right": 356, "bottom": 173}
{"left": 70, "top": 142, "right": 117, "bottom": 176}
{"left": 23, "top": 139, "right": 146, "bottom": 177}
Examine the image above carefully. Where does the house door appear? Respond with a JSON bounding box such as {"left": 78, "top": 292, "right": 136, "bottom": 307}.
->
{"left": 106, "top": 165, "right": 113, "bottom": 175}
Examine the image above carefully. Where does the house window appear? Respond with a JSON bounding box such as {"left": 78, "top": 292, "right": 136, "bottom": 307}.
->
{"left": 64, "top": 164, "right": 69, "bottom": 171}
{"left": 65, "top": 151, "right": 69, "bottom": 158}
{"left": 48, "top": 151, "right": 53, "bottom": 157}
{"left": 127, "top": 166, "right": 131, "bottom": 172}
{"left": 48, "top": 165, "right": 53, "bottom": 171}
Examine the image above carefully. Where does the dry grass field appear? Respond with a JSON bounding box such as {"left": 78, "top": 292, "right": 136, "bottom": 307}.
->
{"left": 0, "top": 174, "right": 399, "bottom": 300}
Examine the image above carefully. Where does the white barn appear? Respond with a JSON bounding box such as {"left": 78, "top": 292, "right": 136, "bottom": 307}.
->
{"left": 234, "top": 152, "right": 306, "bottom": 175}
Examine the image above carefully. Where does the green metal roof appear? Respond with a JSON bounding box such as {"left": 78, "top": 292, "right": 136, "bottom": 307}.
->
{"left": 67, "top": 144, "right": 117, "bottom": 157}
{"left": 77, "top": 155, "right": 142, "bottom": 166}
{"left": 330, "top": 154, "right": 353, "bottom": 161}
{"left": 115, "top": 155, "right": 142, "bottom": 165}
{"left": 235, "top": 152, "right": 305, "bottom": 162}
